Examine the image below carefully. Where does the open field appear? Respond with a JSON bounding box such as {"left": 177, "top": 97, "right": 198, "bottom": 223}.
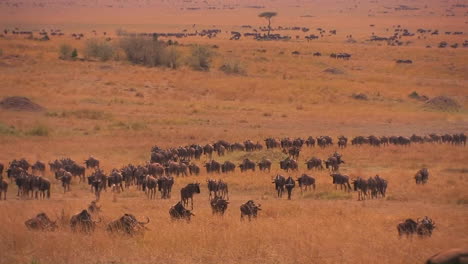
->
{"left": 0, "top": 0, "right": 467, "bottom": 263}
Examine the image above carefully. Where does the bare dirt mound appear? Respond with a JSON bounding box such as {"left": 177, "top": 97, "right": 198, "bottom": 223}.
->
{"left": 0, "top": 96, "right": 45, "bottom": 112}
{"left": 425, "top": 96, "right": 461, "bottom": 111}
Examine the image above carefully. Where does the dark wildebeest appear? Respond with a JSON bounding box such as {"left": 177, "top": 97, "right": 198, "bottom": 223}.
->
{"left": 273, "top": 174, "right": 286, "bottom": 198}
{"left": 330, "top": 173, "right": 352, "bottom": 192}
{"left": 285, "top": 176, "right": 296, "bottom": 200}
{"left": 352, "top": 177, "right": 368, "bottom": 200}
{"left": 169, "top": 201, "right": 194, "bottom": 221}
{"left": 239, "top": 158, "right": 256, "bottom": 172}
{"left": 70, "top": 209, "right": 100, "bottom": 233}
{"left": 257, "top": 159, "right": 272, "bottom": 172}
{"left": 417, "top": 216, "right": 436, "bottom": 237}
{"left": 0, "top": 177, "right": 8, "bottom": 200}
{"left": 181, "top": 183, "right": 201, "bottom": 209}
{"left": 0, "top": 162, "right": 4, "bottom": 176}
{"left": 158, "top": 176, "right": 174, "bottom": 199}
{"left": 305, "top": 157, "right": 323, "bottom": 170}
{"left": 144, "top": 175, "right": 158, "bottom": 199}
{"left": 84, "top": 156, "right": 100, "bottom": 169}
{"left": 265, "top": 138, "right": 280, "bottom": 149}
{"left": 221, "top": 161, "right": 236, "bottom": 173}
{"left": 217, "top": 180, "right": 229, "bottom": 200}
{"left": 203, "top": 144, "right": 214, "bottom": 158}
{"left": 205, "top": 160, "right": 221, "bottom": 173}
{"left": 31, "top": 161, "right": 46, "bottom": 175}
{"left": 32, "top": 176, "right": 50, "bottom": 199}
{"left": 188, "top": 163, "right": 200, "bottom": 175}
{"left": 108, "top": 169, "right": 124, "bottom": 193}
{"left": 148, "top": 163, "right": 164, "bottom": 177}
{"left": 240, "top": 200, "right": 261, "bottom": 221}
{"left": 325, "top": 156, "right": 344, "bottom": 172}
{"left": 305, "top": 136, "right": 316, "bottom": 147}
{"left": 397, "top": 218, "right": 418, "bottom": 237}
{"left": 415, "top": 168, "right": 429, "bottom": 184}
{"left": 210, "top": 196, "right": 229, "bottom": 215}
{"left": 425, "top": 248, "right": 468, "bottom": 264}
{"left": 283, "top": 146, "right": 300, "bottom": 159}
{"left": 88, "top": 169, "right": 107, "bottom": 201}
{"left": 338, "top": 136, "right": 347, "bottom": 148}
{"left": 207, "top": 179, "right": 218, "bottom": 200}
{"left": 107, "top": 214, "right": 150, "bottom": 236}
{"left": 55, "top": 169, "right": 72, "bottom": 193}
{"left": 297, "top": 174, "right": 316, "bottom": 194}
{"left": 25, "top": 213, "right": 57, "bottom": 231}
{"left": 280, "top": 158, "right": 298, "bottom": 172}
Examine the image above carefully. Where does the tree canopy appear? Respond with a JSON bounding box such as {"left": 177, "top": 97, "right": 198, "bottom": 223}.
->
{"left": 258, "top": 12, "right": 278, "bottom": 19}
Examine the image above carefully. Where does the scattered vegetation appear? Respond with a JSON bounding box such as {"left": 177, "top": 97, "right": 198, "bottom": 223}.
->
{"left": 219, "top": 58, "right": 247, "bottom": 75}
{"left": 189, "top": 45, "right": 213, "bottom": 71}
{"left": 46, "top": 109, "right": 111, "bottom": 120}
{"left": 0, "top": 122, "right": 20, "bottom": 136}
{"left": 84, "top": 39, "right": 115, "bottom": 61}
{"left": 25, "top": 124, "right": 50, "bottom": 136}
{"left": 58, "top": 44, "right": 77, "bottom": 60}
{"left": 119, "top": 36, "right": 182, "bottom": 68}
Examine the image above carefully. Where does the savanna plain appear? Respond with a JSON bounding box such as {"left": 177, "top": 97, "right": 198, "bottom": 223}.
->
{"left": 0, "top": 0, "right": 467, "bottom": 263}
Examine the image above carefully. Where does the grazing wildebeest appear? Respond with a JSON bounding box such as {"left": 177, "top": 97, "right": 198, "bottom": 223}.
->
{"left": 107, "top": 214, "right": 150, "bottom": 236}
{"left": 297, "top": 174, "right": 316, "bottom": 194}
{"left": 285, "top": 176, "right": 296, "bottom": 200}
{"left": 84, "top": 156, "right": 100, "bottom": 169}
{"left": 415, "top": 168, "right": 429, "bottom": 184}
{"left": 239, "top": 158, "right": 256, "bottom": 172}
{"left": 257, "top": 159, "right": 272, "bottom": 172}
{"left": 221, "top": 161, "right": 236, "bottom": 173}
{"left": 158, "top": 176, "right": 174, "bottom": 199}
{"left": 181, "top": 183, "right": 201, "bottom": 209}
{"left": 144, "top": 175, "right": 158, "bottom": 199}
{"left": 31, "top": 161, "right": 46, "bottom": 175}
{"left": 397, "top": 218, "right": 418, "bottom": 237}
{"left": 55, "top": 169, "right": 72, "bottom": 193}
{"left": 352, "top": 177, "right": 368, "bottom": 200}
{"left": 305, "top": 157, "right": 323, "bottom": 170}
{"left": 425, "top": 248, "right": 468, "bottom": 264}
{"left": 273, "top": 174, "right": 286, "bottom": 198}
{"left": 25, "top": 213, "right": 57, "bottom": 231}
{"left": 70, "top": 209, "right": 100, "bottom": 233}
{"left": 240, "top": 200, "right": 261, "bottom": 221}
{"left": 0, "top": 177, "right": 8, "bottom": 200}
{"left": 204, "top": 160, "right": 221, "bottom": 173}
{"left": 169, "top": 201, "right": 194, "bottom": 221}
{"left": 330, "top": 173, "right": 351, "bottom": 192}
{"left": 210, "top": 196, "right": 229, "bottom": 215}
{"left": 188, "top": 163, "right": 200, "bottom": 175}
{"left": 280, "top": 158, "right": 298, "bottom": 171}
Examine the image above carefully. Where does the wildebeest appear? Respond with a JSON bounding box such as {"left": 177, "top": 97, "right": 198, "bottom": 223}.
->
{"left": 70, "top": 209, "right": 100, "bottom": 233}
{"left": 297, "top": 174, "right": 316, "bottom": 194}
{"left": 285, "top": 176, "right": 296, "bottom": 200}
{"left": 305, "top": 136, "right": 316, "bottom": 147}
{"left": 240, "top": 200, "right": 261, "bottom": 221}
{"left": 338, "top": 136, "right": 348, "bottom": 148}
{"left": 415, "top": 168, "right": 429, "bottom": 184}
{"left": 148, "top": 162, "right": 164, "bottom": 176}
{"left": 32, "top": 176, "right": 51, "bottom": 199}
{"left": 425, "top": 248, "right": 468, "bottom": 264}
{"left": 273, "top": 174, "right": 285, "bottom": 198}
{"left": 210, "top": 196, "right": 229, "bottom": 215}
{"left": 221, "top": 161, "right": 236, "bottom": 173}
{"left": 143, "top": 175, "right": 158, "bottom": 199}
{"left": 108, "top": 169, "right": 124, "bottom": 193}
{"left": 330, "top": 173, "right": 351, "bottom": 191}
{"left": 107, "top": 214, "right": 150, "bottom": 236}
{"left": 265, "top": 138, "right": 280, "bottom": 149}
{"left": 397, "top": 218, "right": 418, "bottom": 237}
{"left": 158, "top": 176, "right": 174, "bottom": 199}
{"left": 0, "top": 177, "right": 8, "bottom": 200}
{"left": 181, "top": 183, "right": 200, "bottom": 209}
{"left": 84, "top": 156, "right": 100, "bottom": 169}
{"left": 188, "top": 163, "right": 200, "bottom": 175}
{"left": 305, "top": 157, "right": 323, "bottom": 170}
{"left": 257, "top": 159, "right": 272, "bottom": 172}
{"left": 25, "top": 212, "right": 57, "bottom": 231}
{"left": 204, "top": 160, "right": 221, "bottom": 173}
{"left": 239, "top": 158, "right": 255, "bottom": 172}
{"left": 55, "top": 168, "right": 72, "bottom": 193}
{"left": 203, "top": 144, "right": 214, "bottom": 158}
{"left": 31, "top": 161, "right": 46, "bottom": 175}
{"left": 280, "top": 158, "right": 298, "bottom": 171}
{"left": 169, "top": 201, "right": 194, "bottom": 221}
{"left": 397, "top": 216, "right": 436, "bottom": 238}
{"left": 88, "top": 169, "right": 107, "bottom": 201}
{"left": 352, "top": 177, "right": 368, "bottom": 200}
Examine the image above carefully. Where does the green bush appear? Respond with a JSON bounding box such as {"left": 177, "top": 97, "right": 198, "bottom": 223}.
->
{"left": 59, "top": 44, "right": 73, "bottom": 60}
{"left": 84, "top": 39, "right": 114, "bottom": 61}
{"left": 119, "top": 36, "right": 181, "bottom": 68}
{"left": 219, "top": 59, "right": 246, "bottom": 75}
{"left": 189, "top": 45, "right": 213, "bottom": 71}
{"left": 0, "top": 122, "right": 20, "bottom": 136}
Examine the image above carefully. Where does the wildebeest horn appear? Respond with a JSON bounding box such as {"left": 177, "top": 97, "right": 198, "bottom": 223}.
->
{"left": 139, "top": 216, "right": 150, "bottom": 225}
{"left": 190, "top": 212, "right": 195, "bottom": 216}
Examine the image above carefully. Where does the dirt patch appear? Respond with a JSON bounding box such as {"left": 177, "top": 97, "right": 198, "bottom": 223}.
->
{"left": 323, "top": 68, "right": 344, "bottom": 74}
{"left": 425, "top": 96, "right": 461, "bottom": 111}
{"left": 0, "top": 96, "right": 45, "bottom": 112}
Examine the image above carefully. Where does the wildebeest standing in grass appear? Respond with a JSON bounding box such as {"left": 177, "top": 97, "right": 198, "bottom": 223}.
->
{"left": 180, "top": 183, "right": 200, "bottom": 209}
{"left": 305, "top": 136, "right": 316, "bottom": 147}
{"left": 285, "top": 176, "right": 296, "bottom": 200}
{"left": 297, "top": 174, "right": 316, "bottom": 194}
{"left": 204, "top": 160, "right": 221, "bottom": 173}
{"left": 273, "top": 174, "right": 285, "bottom": 198}
{"left": 239, "top": 158, "right": 256, "bottom": 172}
{"left": 31, "top": 161, "right": 46, "bottom": 175}
{"left": 305, "top": 157, "right": 323, "bottom": 170}
{"left": 32, "top": 176, "right": 50, "bottom": 199}
{"left": 330, "top": 173, "right": 352, "bottom": 192}
{"left": 0, "top": 177, "right": 8, "bottom": 200}
{"left": 221, "top": 161, "right": 236, "bottom": 173}
{"left": 397, "top": 218, "right": 418, "bottom": 237}
{"left": 0, "top": 162, "right": 4, "bottom": 176}
{"left": 415, "top": 168, "right": 429, "bottom": 184}
{"left": 84, "top": 156, "right": 100, "bottom": 169}
{"left": 55, "top": 168, "right": 72, "bottom": 193}
{"left": 417, "top": 216, "right": 436, "bottom": 237}
{"left": 108, "top": 169, "right": 124, "bottom": 193}
{"left": 280, "top": 158, "right": 298, "bottom": 172}
{"left": 158, "top": 176, "right": 174, "bottom": 199}
{"left": 352, "top": 176, "right": 368, "bottom": 200}
{"left": 207, "top": 179, "right": 218, "bottom": 200}
{"left": 188, "top": 163, "right": 200, "bottom": 175}
{"left": 25, "top": 213, "right": 57, "bottom": 231}
{"left": 240, "top": 200, "right": 261, "bottom": 221}
{"left": 257, "top": 159, "right": 272, "bottom": 172}
{"left": 425, "top": 248, "right": 468, "bottom": 264}
{"left": 144, "top": 175, "right": 158, "bottom": 199}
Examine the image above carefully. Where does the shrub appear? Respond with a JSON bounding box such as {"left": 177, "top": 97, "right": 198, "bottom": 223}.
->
{"left": 119, "top": 36, "right": 181, "bottom": 68}
{"left": 0, "top": 122, "right": 20, "bottom": 136}
{"left": 189, "top": 45, "right": 213, "bottom": 71}
{"left": 219, "top": 58, "right": 246, "bottom": 75}
{"left": 26, "top": 124, "right": 50, "bottom": 136}
{"left": 84, "top": 39, "right": 114, "bottom": 61}
{"left": 71, "top": 48, "right": 78, "bottom": 59}
{"left": 59, "top": 44, "right": 73, "bottom": 60}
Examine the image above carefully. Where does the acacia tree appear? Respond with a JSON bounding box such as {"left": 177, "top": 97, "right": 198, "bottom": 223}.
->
{"left": 258, "top": 11, "right": 277, "bottom": 37}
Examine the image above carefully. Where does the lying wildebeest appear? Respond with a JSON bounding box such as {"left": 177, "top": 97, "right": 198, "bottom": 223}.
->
{"left": 107, "top": 214, "right": 150, "bottom": 236}
{"left": 273, "top": 174, "right": 285, "bottom": 198}
{"left": 70, "top": 209, "right": 100, "bottom": 233}
{"left": 415, "top": 168, "right": 429, "bottom": 184}
{"left": 285, "top": 176, "right": 295, "bottom": 200}
{"left": 240, "top": 200, "right": 261, "bottom": 221}
{"left": 181, "top": 183, "right": 200, "bottom": 209}
{"left": 297, "top": 174, "right": 316, "bottom": 194}
{"left": 169, "top": 201, "right": 194, "bottom": 221}
{"left": 305, "top": 157, "right": 323, "bottom": 170}
{"left": 257, "top": 159, "right": 272, "bottom": 172}
{"left": 210, "top": 196, "right": 229, "bottom": 215}
{"left": 84, "top": 156, "right": 100, "bottom": 169}
{"left": 425, "top": 248, "right": 468, "bottom": 264}
{"left": 397, "top": 216, "right": 436, "bottom": 237}
{"left": 0, "top": 177, "right": 8, "bottom": 200}
{"left": 330, "top": 173, "right": 351, "bottom": 192}
{"left": 25, "top": 212, "right": 57, "bottom": 231}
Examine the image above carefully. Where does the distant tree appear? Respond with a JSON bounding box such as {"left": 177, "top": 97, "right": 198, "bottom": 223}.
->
{"left": 258, "top": 12, "right": 277, "bottom": 37}
{"left": 71, "top": 49, "right": 78, "bottom": 59}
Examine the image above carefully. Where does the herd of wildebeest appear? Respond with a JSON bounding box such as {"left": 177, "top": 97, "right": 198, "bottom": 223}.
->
{"left": 0, "top": 133, "right": 465, "bottom": 242}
